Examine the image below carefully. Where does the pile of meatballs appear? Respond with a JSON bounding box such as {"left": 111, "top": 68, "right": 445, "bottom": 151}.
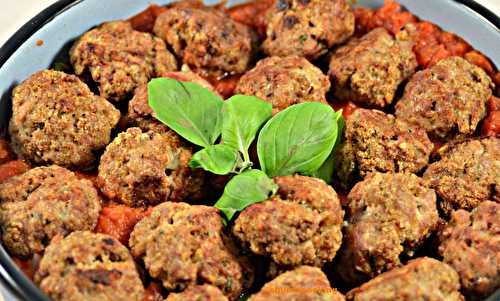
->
{"left": 1, "top": 0, "right": 499, "bottom": 300}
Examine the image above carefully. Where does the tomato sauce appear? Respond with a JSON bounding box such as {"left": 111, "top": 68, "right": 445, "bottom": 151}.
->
{"left": 142, "top": 283, "right": 164, "bottom": 301}
{"left": 226, "top": 0, "right": 274, "bottom": 37}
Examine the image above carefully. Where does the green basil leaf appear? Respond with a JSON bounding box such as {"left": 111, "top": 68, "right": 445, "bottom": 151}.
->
{"left": 148, "top": 78, "right": 224, "bottom": 147}
{"left": 222, "top": 95, "right": 272, "bottom": 166}
{"left": 215, "top": 169, "right": 278, "bottom": 221}
{"left": 189, "top": 144, "right": 239, "bottom": 175}
{"left": 257, "top": 102, "right": 338, "bottom": 177}
{"left": 310, "top": 110, "right": 345, "bottom": 183}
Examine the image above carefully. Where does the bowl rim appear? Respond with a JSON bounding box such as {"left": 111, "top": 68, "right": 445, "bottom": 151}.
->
{"left": 0, "top": 1, "right": 498, "bottom": 301}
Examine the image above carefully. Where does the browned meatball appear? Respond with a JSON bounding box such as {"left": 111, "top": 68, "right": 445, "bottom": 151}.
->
{"left": 236, "top": 56, "right": 330, "bottom": 114}
{"left": 97, "top": 127, "right": 202, "bottom": 207}
{"left": 263, "top": 0, "right": 354, "bottom": 60}
{"left": 335, "top": 172, "right": 439, "bottom": 285}
{"left": 346, "top": 257, "right": 464, "bottom": 301}
{"left": 335, "top": 109, "right": 433, "bottom": 188}
{"left": 438, "top": 201, "right": 500, "bottom": 300}
{"left": 329, "top": 28, "right": 417, "bottom": 108}
{"left": 0, "top": 166, "right": 101, "bottom": 257}
{"left": 153, "top": 7, "right": 256, "bottom": 79}
{"left": 8, "top": 70, "right": 120, "bottom": 169}
{"left": 35, "top": 231, "right": 144, "bottom": 301}
{"left": 395, "top": 56, "right": 494, "bottom": 140}
{"left": 127, "top": 66, "right": 217, "bottom": 134}
{"left": 129, "top": 202, "right": 253, "bottom": 300}
{"left": 70, "top": 21, "right": 177, "bottom": 102}
{"left": 233, "top": 175, "right": 343, "bottom": 267}
{"left": 165, "top": 285, "right": 228, "bottom": 301}
{"left": 249, "top": 266, "right": 345, "bottom": 301}
{"left": 423, "top": 136, "right": 499, "bottom": 215}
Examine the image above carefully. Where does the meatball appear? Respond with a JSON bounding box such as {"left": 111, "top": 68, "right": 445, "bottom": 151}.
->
{"left": 233, "top": 175, "right": 344, "bottom": 267}
{"left": 395, "top": 56, "right": 494, "bottom": 140}
{"left": 127, "top": 66, "right": 217, "bottom": 134}
{"left": 346, "top": 257, "right": 463, "bottom": 301}
{"left": 153, "top": 7, "right": 256, "bottom": 78}
{"left": 236, "top": 56, "right": 330, "bottom": 114}
{"left": 329, "top": 28, "right": 417, "bottom": 108}
{"left": 249, "top": 266, "right": 345, "bottom": 301}
{"left": 97, "top": 127, "right": 202, "bottom": 207}
{"left": 35, "top": 231, "right": 144, "bottom": 301}
{"left": 165, "top": 285, "right": 228, "bottom": 301}
{"left": 335, "top": 172, "right": 439, "bottom": 285}
{"left": 263, "top": 0, "right": 354, "bottom": 60}
{"left": 0, "top": 165, "right": 101, "bottom": 257}
{"left": 335, "top": 109, "right": 433, "bottom": 188}
{"left": 423, "top": 136, "right": 499, "bottom": 214}
{"left": 438, "top": 201, "right": 500, "bottom": 300}
{"left": 8, "top": 70, "right": 120, "bottom": 169}
{"left": 70, "top": 21, "right": 177, "bottom": 102}
{"left": 129, "top": 202, "right": 253, "bottom": 300}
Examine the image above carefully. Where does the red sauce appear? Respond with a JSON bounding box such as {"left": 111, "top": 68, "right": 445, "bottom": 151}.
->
{"left": 330, "top": 99, "right": 359, "bottom": 119}
{"left": 95, "top": 204, "right": 150, "bottom": 246}
{"left": 0, "top": 139, "right": 13, "bottom": 164}
{"left": 12, "top": 257, "right": 35, "bottom": 280}
{"left": 210, "top": 75, "right": 241, "bottom": 99}
{"left": 0, "top": 160, "right": 30, "bottom": 183}
{"left": 129, "top": 4, "right": 168, "bottom": 33}
{"left": 482, "top": 96, "right": 500, "bottom": 136}
{"left": 226, "top": 0, "right": 274, "bottom": 37}
{"left": 142, "top": 283, "right": 164, "bottom": 301}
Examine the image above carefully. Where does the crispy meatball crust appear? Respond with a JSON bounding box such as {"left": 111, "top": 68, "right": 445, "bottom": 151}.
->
{"left": 263, "top": 0, "right": 354, "bottom": 60}
{"left": 346, "top": 257, "right": 464, "bottom": 301}
{"left": 233, "top": 175, "right": 344, "bottom": 267}
{"left": 329, "top": 28, "right": 417, "bottom": 108}
{"left": 249, "top": 266, "right": 345, "bottom": 301}
{"left": 335, "top": 109, "right": 433, "bottom": 188}
{"left": 423, "top": 136, "right": 499, "bottom": 214}
{"left": 438, "top": 201, "right": 500, "bottom": 300}
{"left": 153, "top": 7, "right": 256, "bottom": 78}
{"left": 165, "top": 285, "right": 228, "bottom": 301}
{"left": 127, "top": 67, "right": 217, "bottom": 134}
{"left": 396, "top": 56, "right": 494, "bottom": 140}
{"left": 98, "top": 127, "right": 201, "bottom": 207}
{"left": 35, "top": 231, "right": 144, "bottom": 301}
{"left": 129, "top": 202, "right": 253, "bottom": 300}
{"left": 336, "top": 172, "right": 439, "bottom": 285}
{"left": 70, "top": 21, "right": 177, "bottom": 102}
{"left": 0, "top": 165, "right": 101, "bottom": 257}
{"left": 8, "top": 70, "right": 120, "bottom": 169}
{"left": 236, "top": 56, "right": 330, "bottom": 114}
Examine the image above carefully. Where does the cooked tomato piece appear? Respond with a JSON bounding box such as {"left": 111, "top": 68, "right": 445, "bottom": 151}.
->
{"left": 487, "top": 96, "right": 500, "bottom": 112}
{"left": 330, "top": 100, "right": 359, "bottom": 118}
{"left": 465, "top": 50, "right": 495, "bottom": 76}
{"left": 129, "top": 4, "right": 167, "bottom": 33}
{"left": 211, "top": 75, "right": 241, "bottom": 99}
{"left": 0, "top": 160, "right": 30, "bottom": 183}
{"left": 0, "top": 139, "right": 13, "bottom": 164}
{"left": 142, "top": 283, "right": 163, "bottom": 301}
{"left": 482, "top": 111, "right": 500, "bottom": 136}
{"left": 12, "top": 257, "right": 35, "bottom": 280}
{"left": 95, "top": 205, "right": 148, "bottom": 245}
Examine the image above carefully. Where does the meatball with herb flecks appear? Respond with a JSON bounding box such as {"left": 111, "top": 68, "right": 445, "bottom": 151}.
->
{"left": 165, "top": 285, "right": 228, "bottom": 301}
{"left": 423, "top": 136, "right": 499, "bottom": 215}
{"left": 335, "top": 109, "right": 433, "bottom": 189}
{"left": 236, "top": 56, "right": 330, "bottom": 114}
{"left": 395, "top": 56, "right": 494, "bottom": 140}
{"left": 249, "top": 266, "right": 345, "bottom": 301}
{"left": 233, "top": 175, "right": 343, "bottom": 268}
{"left": 35, "top": 231, "right": 144, "bottom": 301}
{"left": 329, "top": 27, "right": 417, "bottom": 108}
{"left": 8, "top": 70, "right": 120, "bottom": 169}
{"left": 335, "top": 172, "right": 439, "bottom": 285}
{"left": 263, "top": 0, "right": 354, "bottom": 60}
{"left": 153, "top": 7, "right": 256, "bottom": 79}
{"left": 70, "top": 21, "right": 177, "bottom": 102}
{"left": 438, "top": 201, "right": 500, "bottom": 300}
{"left": 97, "top": 127, "right": 203, "bottom": 207}
{"left": 129, "top": 202, "right": 253, "bottom": 300}
{"left": 346, "top": 257, "right": 464, "bottom": 301}
{"left": 0, "top": 165, "right": 101, "bottom": 257}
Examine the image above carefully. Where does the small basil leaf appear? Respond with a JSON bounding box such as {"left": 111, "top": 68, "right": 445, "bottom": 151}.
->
{"left": 311, "top": 110, "right": 345, "bottom": 183}
{"left": 189, "top": 144, "right": 239, "bottom": 175}
{"left": 148, "top": 78, "right": 224, "bottom": 147}
{"left": 257, "top": 102, "right": 338, "bottom": 177}
{"left": 222, "top": 95, "right": 272, "bottom": 165}
{"left": 214, "top": 169, "right": 278, "bottom": 221}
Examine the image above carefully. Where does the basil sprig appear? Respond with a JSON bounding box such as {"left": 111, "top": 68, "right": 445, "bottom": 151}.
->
{"left": 148, "top": 78, "right": 343, "bottom": 222}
